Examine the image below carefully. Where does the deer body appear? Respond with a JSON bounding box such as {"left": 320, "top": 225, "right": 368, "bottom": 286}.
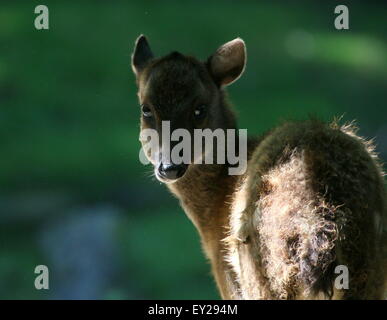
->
{"left": 131, "top": 36, "right": 387, "bottom": 299}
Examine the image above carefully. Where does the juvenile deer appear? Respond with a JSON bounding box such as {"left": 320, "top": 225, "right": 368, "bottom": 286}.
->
{"left": 131, "top": 35, "right": 387, "bottom": 299}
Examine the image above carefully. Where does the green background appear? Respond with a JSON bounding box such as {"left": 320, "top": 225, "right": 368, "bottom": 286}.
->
{"left": 0, "top": 0, "right": 386, "bottom": 299}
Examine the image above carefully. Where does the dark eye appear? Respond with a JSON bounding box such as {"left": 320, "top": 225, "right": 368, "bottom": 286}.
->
{"left": 194, "top": 105, "right": 207, "bottom": 119}
{"left": 141, "top": 105, "right": 152, "bottom": 118}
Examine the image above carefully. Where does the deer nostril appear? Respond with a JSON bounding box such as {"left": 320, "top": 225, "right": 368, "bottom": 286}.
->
{"left": 158, "top": 163, "right": 187, "bottom": 180}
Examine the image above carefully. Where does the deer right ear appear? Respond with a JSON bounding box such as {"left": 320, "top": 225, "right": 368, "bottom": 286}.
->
{"left": 207, "top": 38, "right": 246, "bottom": 87}
{"left": 131, "top": 35, "right": 154, "bottom": 76}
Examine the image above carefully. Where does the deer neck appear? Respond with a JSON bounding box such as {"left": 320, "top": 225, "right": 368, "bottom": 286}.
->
{"left": 171, "top": 163, "right": 236, "bottom": 227}
{"left": 165, "top": 124, "right": 261, "bottom": 299}
{"left": 168, "top": 163, "right": 237, "bottom": 257}
{"left": 167, "top": 130, "right": 262, "bottom": 233}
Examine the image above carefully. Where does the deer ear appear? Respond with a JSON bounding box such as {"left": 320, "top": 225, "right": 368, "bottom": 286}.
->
{"left": 132, "top": 35, "right": 154, "bottom": 76}
{"left": 207, "top": 38, "right": 246, "bottom": 86}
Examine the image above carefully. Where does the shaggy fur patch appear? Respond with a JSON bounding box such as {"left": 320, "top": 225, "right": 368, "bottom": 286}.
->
{"left": 225, "top": 120, "right": 386, "bottom": 299}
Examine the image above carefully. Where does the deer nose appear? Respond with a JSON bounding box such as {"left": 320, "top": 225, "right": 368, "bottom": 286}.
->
{"left": 158, "top": 163, "right": 187, "bottom": 180}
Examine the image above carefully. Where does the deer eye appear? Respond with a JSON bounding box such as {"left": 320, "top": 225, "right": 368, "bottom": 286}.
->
{"left": 141, "top": 105, "right": 152, "bottom": 117}
{"left": 194, "top": 105, "right": 206, "bottom": 119}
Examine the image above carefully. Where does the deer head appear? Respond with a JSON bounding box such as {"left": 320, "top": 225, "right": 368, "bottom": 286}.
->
{"left": 131, "top": 35, "right": 246, "bottom": 183}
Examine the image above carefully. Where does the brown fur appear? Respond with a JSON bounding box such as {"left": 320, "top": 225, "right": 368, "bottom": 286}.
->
{"left": 131, "top": 36, "right": 387, "bottom": 299}
{"left": 226, "top": 120, "right": 386, "bottom": 299}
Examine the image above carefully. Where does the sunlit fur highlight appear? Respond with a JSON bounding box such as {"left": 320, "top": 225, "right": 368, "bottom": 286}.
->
{"left": 226, "top": 120, "right": 386, "bottom": 299}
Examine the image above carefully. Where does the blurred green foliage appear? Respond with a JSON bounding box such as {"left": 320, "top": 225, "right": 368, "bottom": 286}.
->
{"left": 0, "top": 0, "right": 386, "bottom": 299}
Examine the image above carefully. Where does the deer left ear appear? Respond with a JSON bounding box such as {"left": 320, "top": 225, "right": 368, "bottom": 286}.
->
{"left": 207, "top": 38, "right": 246, "bottom": 87}
{"left": 131, "top": 35, "right": 154, "bottom": 76}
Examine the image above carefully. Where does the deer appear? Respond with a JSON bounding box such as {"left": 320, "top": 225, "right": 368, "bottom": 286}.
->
{"left": 131, "top": 35, "right": 387, "bottom": 299}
